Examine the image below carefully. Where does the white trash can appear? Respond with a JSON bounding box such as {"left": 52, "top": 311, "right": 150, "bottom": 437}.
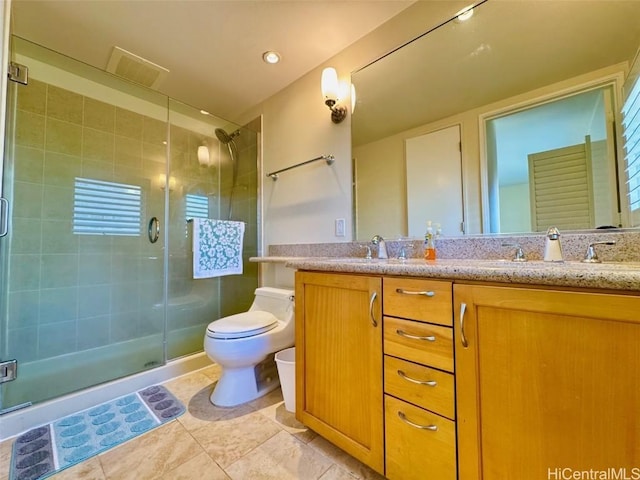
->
{"left": 275, "top": 347, "right": 296, "bottom": 413}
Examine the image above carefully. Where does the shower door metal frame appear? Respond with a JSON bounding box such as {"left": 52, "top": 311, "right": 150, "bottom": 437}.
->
{"left": 0, "top": 2, "right": 12, "bottom": 239}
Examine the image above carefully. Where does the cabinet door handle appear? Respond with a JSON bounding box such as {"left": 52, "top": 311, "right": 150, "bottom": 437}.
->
{"left": 398, "top": 411, "right": 438, "bottom": 431}
{"left": 395, "top": 288, "right": 435, "bottom": 297}
{"left": 397, "top": 370, "right": 437, "bottom": 386}
{"left": 396, "top": 329, "right": 435, "bottom": 342}
{"left": 369, "top": 291, "right": 378, "bottom": 327}
{"left": 460, "top": 302, "right": 469, "bottom": 348}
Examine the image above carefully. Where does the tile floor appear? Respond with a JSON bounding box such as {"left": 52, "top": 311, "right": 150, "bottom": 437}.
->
{"left": 0, "top": 364, "right": 385, "bottom": 480}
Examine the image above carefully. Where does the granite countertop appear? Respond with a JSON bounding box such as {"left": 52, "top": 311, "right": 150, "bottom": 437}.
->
{"left": 250, "top": 256, "right": 640, "bottom": 291}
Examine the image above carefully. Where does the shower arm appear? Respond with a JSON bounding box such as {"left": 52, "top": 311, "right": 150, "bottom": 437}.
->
{"left": 266, "top": 155, "right": 335, "bottom": 181}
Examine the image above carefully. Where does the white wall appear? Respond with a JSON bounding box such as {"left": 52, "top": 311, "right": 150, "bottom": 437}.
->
{"left": 259, "top": 70, "right": 352, "bottom": 247}
{"left": 499, "top": 183, "right": 531, "bottom": 233}
{"left": 353, "top": 136, "right": 406, "bottom": 240}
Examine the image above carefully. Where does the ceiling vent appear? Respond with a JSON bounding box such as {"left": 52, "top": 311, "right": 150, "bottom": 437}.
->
{"left": 106, "top": 46, "right": 169, "bottom": 90}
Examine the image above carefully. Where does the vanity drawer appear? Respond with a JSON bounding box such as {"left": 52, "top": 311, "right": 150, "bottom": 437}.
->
{"left": 384, "top": 355, "right": 455, "bottom": 420}
{"left": 385, "top": 395, "right": 456, "bottom": 480}
{"left": 384, "top": 317, "right": 454, "bottom": 373}
{"left": 383, "top": 277, "right": 452, "bottom": 326}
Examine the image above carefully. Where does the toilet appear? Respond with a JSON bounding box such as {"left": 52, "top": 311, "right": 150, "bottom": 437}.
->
{"left": 204, "top": 287, "right": 295, "bottom": 407}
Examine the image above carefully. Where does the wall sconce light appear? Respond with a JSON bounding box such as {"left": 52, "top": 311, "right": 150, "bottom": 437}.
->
{"left": 159, "top": 174, "right": 176, "bottom": 191}
{"left": 321, "top": 67, "right": 347, "bottom": 124}
{"left": 197, "top": 145, "right": 210, "bottom": 166}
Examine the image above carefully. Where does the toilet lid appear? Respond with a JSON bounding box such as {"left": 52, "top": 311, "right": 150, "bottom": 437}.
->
{"left": 206, "top": 311, "right": 279, "bottom": 339}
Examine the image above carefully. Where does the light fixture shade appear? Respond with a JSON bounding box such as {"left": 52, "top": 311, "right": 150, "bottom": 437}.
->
{"left": 456, "top": 6, "right": 474, "bottom": 21}
{"left": 159, "top": 174, "right": 176, "bottom": 191}
{"left": 321, "top": 67, "right": 339, "bottom": 101}
{"left": 351, "top": 83, "right": 357, "bottom": 114}
{"left": 197, "top": 145, "right": 210, "bottom": 166}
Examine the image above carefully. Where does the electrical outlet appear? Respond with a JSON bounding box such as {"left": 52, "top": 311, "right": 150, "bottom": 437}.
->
{"left": 335, "top": 218, "right": 346, "bottom": 237}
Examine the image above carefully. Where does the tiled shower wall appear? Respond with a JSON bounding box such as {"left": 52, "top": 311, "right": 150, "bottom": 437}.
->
{"left": 7, "top": 78, "right": 258, "bottom": 364}
{"left": 166, "top": 119, "right": 258, "bottom": 357}
{"left": 220, "top": 130, "right": 260, "bottom": 318}
{"left": 8, "top": 78, "right": 169, "bottom": 362}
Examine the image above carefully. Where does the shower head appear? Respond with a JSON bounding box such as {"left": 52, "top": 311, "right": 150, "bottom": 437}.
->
{"left": 214, "top": 127, "right": 241, "bottom": 221}
{"left": 215, "top": 128, "right": 240, "bottom": 145}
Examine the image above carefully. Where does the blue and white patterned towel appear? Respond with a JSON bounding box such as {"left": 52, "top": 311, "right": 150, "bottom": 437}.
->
{"left": 192, "top": 218, "right": 245, "bottom": 278}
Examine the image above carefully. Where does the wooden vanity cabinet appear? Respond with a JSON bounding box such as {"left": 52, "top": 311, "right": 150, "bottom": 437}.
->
{"left": 294, "top": 271, "right": 384, "bottom": 474}
{"left": 383, "top": 277, "right": 457, "bottom": 480}
{"left": 454, "top": 284, "right": 640, "bottom": 480}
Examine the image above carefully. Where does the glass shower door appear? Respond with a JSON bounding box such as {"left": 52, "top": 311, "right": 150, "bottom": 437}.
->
{"left": 0, "top": 37, "right": 168, "bottom": 411}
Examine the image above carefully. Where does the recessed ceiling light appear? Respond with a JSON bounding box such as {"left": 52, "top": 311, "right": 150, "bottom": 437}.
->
{"left": 262, "top": 51, "right": 281, "bottom": 64}
{"left": 200, "top": 110, "right": 210, "bottom": 115}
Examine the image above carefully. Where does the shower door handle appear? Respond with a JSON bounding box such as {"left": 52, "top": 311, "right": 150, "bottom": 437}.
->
{"left": 0, "top": 198, "right": 8, "bottom": 237}
{"left": 148, "top": 216, "right": 160, "bottom": 243}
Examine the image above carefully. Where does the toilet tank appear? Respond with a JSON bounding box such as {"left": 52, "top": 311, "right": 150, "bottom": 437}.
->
{"left": 250, "top": 287, "right": 294, "bottom": 322}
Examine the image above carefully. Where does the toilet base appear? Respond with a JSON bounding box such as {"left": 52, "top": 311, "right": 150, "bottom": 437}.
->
{"left": 210, "top": 354, "right": 280, "bottom": 407}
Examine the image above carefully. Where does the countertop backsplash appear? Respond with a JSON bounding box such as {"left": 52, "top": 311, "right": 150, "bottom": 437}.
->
{"left": 267, "top": 230, "right": 640, "bottom": 263}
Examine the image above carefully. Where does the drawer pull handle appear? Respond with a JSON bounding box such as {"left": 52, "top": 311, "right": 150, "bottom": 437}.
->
{"left": 397, "top": 370, "right": 437, "bottom": 386}
{"left": 369, "top": 291, "right": 378, "bottom": 327}
{"left": 398, "top": 411, "right": 438, "bottom": 431}
{"left": 396, "top": 288, "right": 435, "bottom": 297}
{"left": 396, "top": 329, "right": 436, "bottom": 342}
{"left": 460, "top": 302, "right": 469, "bottom": 348}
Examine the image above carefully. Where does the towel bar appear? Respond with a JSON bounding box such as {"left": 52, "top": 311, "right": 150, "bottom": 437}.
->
{"left": 266, "top": 155, "right": 334, "bottom": 180}
{"left": 186, "top": 218, "right": 246, "bottom": 224}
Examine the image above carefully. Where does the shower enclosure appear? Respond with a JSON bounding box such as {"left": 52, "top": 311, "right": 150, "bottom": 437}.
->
{"left": 0, "top": 36, "right": 259, "bottom": 413}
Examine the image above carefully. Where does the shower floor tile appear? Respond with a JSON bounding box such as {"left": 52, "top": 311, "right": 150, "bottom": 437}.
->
{"left": 0, "top": 366, "right": 384, "bottom": 480}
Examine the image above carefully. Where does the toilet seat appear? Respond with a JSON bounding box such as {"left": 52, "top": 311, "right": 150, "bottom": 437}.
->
{"left": 206, "top": 311, "right": 278, "bottom": 340}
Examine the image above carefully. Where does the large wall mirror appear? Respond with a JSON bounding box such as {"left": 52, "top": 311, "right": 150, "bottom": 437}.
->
{"left": 351, "top": 0, "right": 640, "bottom": 241}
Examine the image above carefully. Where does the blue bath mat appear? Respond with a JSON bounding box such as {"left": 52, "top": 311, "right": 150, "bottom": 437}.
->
{"left": 9, "top": 385, "right": 185, "bottom": 480}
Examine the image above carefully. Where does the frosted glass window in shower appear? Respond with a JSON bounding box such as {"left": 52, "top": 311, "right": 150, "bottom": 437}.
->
{"left": 186, "top": 193, "right": 209, "bottom": 220}
{"left": 73, "top": 177, "right": 142, "bottom": 235}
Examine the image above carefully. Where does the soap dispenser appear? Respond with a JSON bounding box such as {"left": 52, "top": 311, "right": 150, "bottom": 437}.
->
{"left": 423, "top": 221, "right": 436, "bottom": 260}
{"left": 543, "top": 226, "right": 564, "bottom": 262}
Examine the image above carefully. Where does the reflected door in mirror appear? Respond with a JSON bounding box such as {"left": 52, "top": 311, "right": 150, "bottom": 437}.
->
{"left": 406, "top": 126, "right": 464, "bottom": 238}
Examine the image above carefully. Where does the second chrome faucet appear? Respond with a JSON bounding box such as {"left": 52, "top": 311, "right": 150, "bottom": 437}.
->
{"left": 544, "top": 226, "right": 564, "bottom": 262}
{"left": 371, "top": 234, "right": 388, "bottom": 259}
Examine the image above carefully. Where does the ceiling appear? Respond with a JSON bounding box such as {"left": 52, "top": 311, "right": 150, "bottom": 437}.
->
{"left": 10, "top": 0, "right": 414, "bottom": 122}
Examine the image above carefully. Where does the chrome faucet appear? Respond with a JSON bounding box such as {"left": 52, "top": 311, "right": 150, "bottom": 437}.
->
{"left": 501, "top": 242, "right": 527, "bottom": 262}
{"left": 543, "top": 226, "right": 564, "bottom": 262}
{"left": 371, "top": 235, "right": 388, "bottom": 259}
{"left": 582, "top": 241, "right": 616, "bottom": 263}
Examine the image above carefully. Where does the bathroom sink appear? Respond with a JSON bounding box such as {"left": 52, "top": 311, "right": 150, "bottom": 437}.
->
{"left": 323, "top": 257, "right": 382, "bottom": 264}
{"left": 332, "top": 257, "right": 434, "bottom": 265}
